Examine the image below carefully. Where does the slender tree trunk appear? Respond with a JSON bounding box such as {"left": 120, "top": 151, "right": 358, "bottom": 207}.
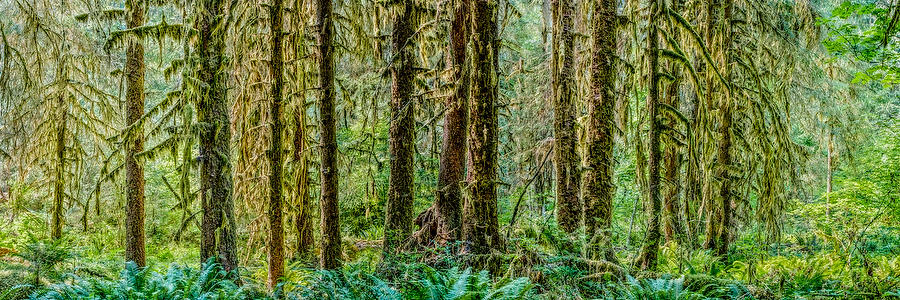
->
{"left": 197, "top": 0, "right": 238, "bottom": 274}
{"left": 463, "top": 0, "right": 502, "bottom": 269}
{"left": 432, "top": 0, "right": 470, "bottom": 245}
{"left": 662, "top": 0, "right": 687, "bottom": 243}
{"left": 317, "top": 0, "right": 342, "bottom": 269}
{"left": 176, "top": 7, "right": 193, "bottom": 244}
{"left": 826, "top": 126, "right": 833, "bottom": 219}
{"left": 293, "top": 108, "right": 314, "bottom": 258}
{"left": 81, "top": 200, "right": 88, "bottom": 232}
{"left": 712, "top": 0, "right": 734, "bottom": 258}
{"left": 552, "top": 0, "right": 581, "bottom": 233}
{"left": 288, "top": 0, "right": 314, "bottom": 260}
{"left": 384, "top": 0, "right": 417, "bottom": 255}
{"left": 51, "top": 97, "right": 66, "bottom": 240}
{"left": 703, "top": 0, "right": 721, "bottom": 253}
{"left": 124, "top": 0, "right": 146, "bottom": 268}
{"left": 637, "top": 0, "right": 662, "bottom": 270}
{"left": 583, "top": 0, "right": 617, "bottom": 262}
{"left": 175, "top": 107, "right": 193, "bottom": 243}
{"left": 267, "top": 0, "right": 285, "bottom": 288}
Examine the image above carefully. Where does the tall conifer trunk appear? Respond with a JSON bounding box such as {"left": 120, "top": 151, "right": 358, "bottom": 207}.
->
{"left": 433, "top": 0, "right": 470, "bottom": 244}
{"left": 316, "top": 0, "right": 342, "bottom": 269}
{"left": 552, "top": 0, "right": 581, "bottom": 233}
{"left": 584, "top": 0, "right": 617, "bottom": 262}
{"left": 288, "top": 0, "right": 314, "bottom": 260}
{"left": 662, "top": 0, "right": 688, "bottom": 245}
{"left": 384, "top": 0, "right": 416, "bottom": 255}
{"left": 267, "top": 0, "right": 285, "bottom": 288}
{"left": 293, "top": 109, "right": 314, "bottom": 258}
{"left": 464, "top": 0, "right": 502, "bottom": 268}
{"left": 51, "top": 96, "right": 66, "bottom": 240}
{"left": 704, "top": 0, "right": 734, "bottom": 258}
{"left": 826, "top": 126, "right": 833, "bottom": 218}
{"left": 124, "top": 0, "right": 146, "bottom": 267}
{"left": 197, "top": 0, "right": 238, "bottom": 274}
{"left": 637, "top": 0, "right": 662, "bottom": 270}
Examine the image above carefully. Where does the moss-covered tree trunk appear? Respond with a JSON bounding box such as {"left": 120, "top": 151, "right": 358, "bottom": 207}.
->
{"left": 636, "top": 0, "right": 662, "bottom": 270}
{"left": 384, "top": 0, "right": 416, "bottom": 255}
{"left": 463, "top": 0, "right": 502, "bottom": 268}
{"left": 662, "top": 0, "right": 688, "bottom": 245}
{"left": 552, "top": 0, "right": 581, "bottom": 233}
{"left": 287, "top": 0, "right": 314, "bottom": 261}
{"left": 702, "top": 0, "right": 721, "bottom": 253}
{"left": 826, "top": 126, "right": 833, "bottom": 218}
{"left": 317, "top": 0, "right": 342, "bottom": 269}
{"left": 124, "top": 0, "right": 146, "bottom": 267}
{"left": 267, "top": 0, "right": 285, "bottom": 288}
{"left": 433, "top": 0, "right": 470, "bottom": 245}
{"left": 715, "top": 0, "right": 735, "bottom": 259}
{"left": 51, "top": 97, "right": 66, "bottom": 240}
{"left": 197, "top": 0, "right": 238, "bottom": 274}
{"left": 583, "top": 0, "right": 617, "bottom": 262}
{"left": 703, "top": 0, "right": 733, "bottom": 258}
{"left": 292, "top": 108, "right": 314, "bottom": 258}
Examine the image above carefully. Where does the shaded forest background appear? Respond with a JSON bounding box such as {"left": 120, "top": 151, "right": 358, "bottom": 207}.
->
{"left": 0, "top": 0, "right": 898, "bottom": 297}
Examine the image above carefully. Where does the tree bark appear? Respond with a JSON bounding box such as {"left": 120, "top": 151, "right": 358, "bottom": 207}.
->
{"left": 197, "top": 0, "right": 238, "bottom": 274}
{"left": 662, "top": 0, "right": 688, "bottom": 245}
{"left": 463, "top": 0, "right": 502, "bottom": 270}
{"left": 317, "top": 0, "right": 342, "bottom": 269}
{"left": 637, "top": 0, "right": 662, "bottom": 270}
{"left": 384, "top": 0, "right": 416, "bottom": 255}
{"left": 124, "top": 0, "right": 146, "bottom": 268}
{"left": 293, "top": 108, "right": 314, "bottom": 259}
{"left": 703, "top": 0, "right": 721, "bottom": 254}
{"left": 709, "top": 0, "right": 734, "bottom": 258}
{"left": 826, "top": 126, "right": 833, "bottom": 219}
{"left": 431, "top": 0, "right": 470, "bottom": 245}
{"left": 552, "top": 0, "right": 581, "bottom": 233}
{"left": 51, "top": 97, "right": 66, "bottom": 240}
{"left": 583, "top": 0, "right": 617, "bottom": 262}
{"left": 267, "top": 0, "right": 285, "bottom": 288}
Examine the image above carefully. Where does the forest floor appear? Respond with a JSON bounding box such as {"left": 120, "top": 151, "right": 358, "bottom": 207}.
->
{"left": 1, "top": 215, "right": 899, "bottom": 299}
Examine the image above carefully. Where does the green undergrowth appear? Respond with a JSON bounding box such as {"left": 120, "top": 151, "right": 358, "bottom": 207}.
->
{"left": 6, "top": 240, "right": 898, "bottom": 299}
{"left": 3, "top": 216, "right": 899, "bottom": 299}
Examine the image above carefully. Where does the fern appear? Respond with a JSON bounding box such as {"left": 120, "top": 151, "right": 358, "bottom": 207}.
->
{"left": 30, "top": 259, "right": 257, "bottom": 300}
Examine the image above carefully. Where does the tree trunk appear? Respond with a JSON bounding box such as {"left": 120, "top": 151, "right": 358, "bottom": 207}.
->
{"left": 637, "top": 0, "right": 662, "bottom": 270}
{"left": 124, "top": 0, "right": 146, "bottom": 268}
{"left": 662, "top": 0, "right": 688, "bottom": 244}
{"left": 826, "top": 126, "right": 833, "bottom": 219}
{"left": 702, "top": 0, "right": 721, "bottom": 254}
{"left": 317, "top": 0, "right": 342, "bottom": 269}
{"left": 175, "top": 107, "right": 193, "bottom": 243}
{"left": 197, "top": 0, "right": 238, "bottom": 274}
{"left": 51, "top": 97, "right": 66, "bottom": 240}
{"left": 711, "top": 0, "right": 734, "bottom": 258}
{"left": 431, "top": 0, "right": 470, "bottom": 245}
{"left": 662, "top": 97, "right": 689, "bottom": 245}
{"left": 463, "top": 0, "right": 502, "bottom": 270}
{"left": 384, "top": 0, "right": 417, "bottom": 255}
{"left": 293, "top": 108, "right": 314, "bottom": 259}
{"left": 267, "top": 0, "right": 285, "bottom": 288}
{"left": 583, "top": 0, "right": 617, "bottom": 262}
{"left": 552, "top": 0, "right": 581, "bottom": 233}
